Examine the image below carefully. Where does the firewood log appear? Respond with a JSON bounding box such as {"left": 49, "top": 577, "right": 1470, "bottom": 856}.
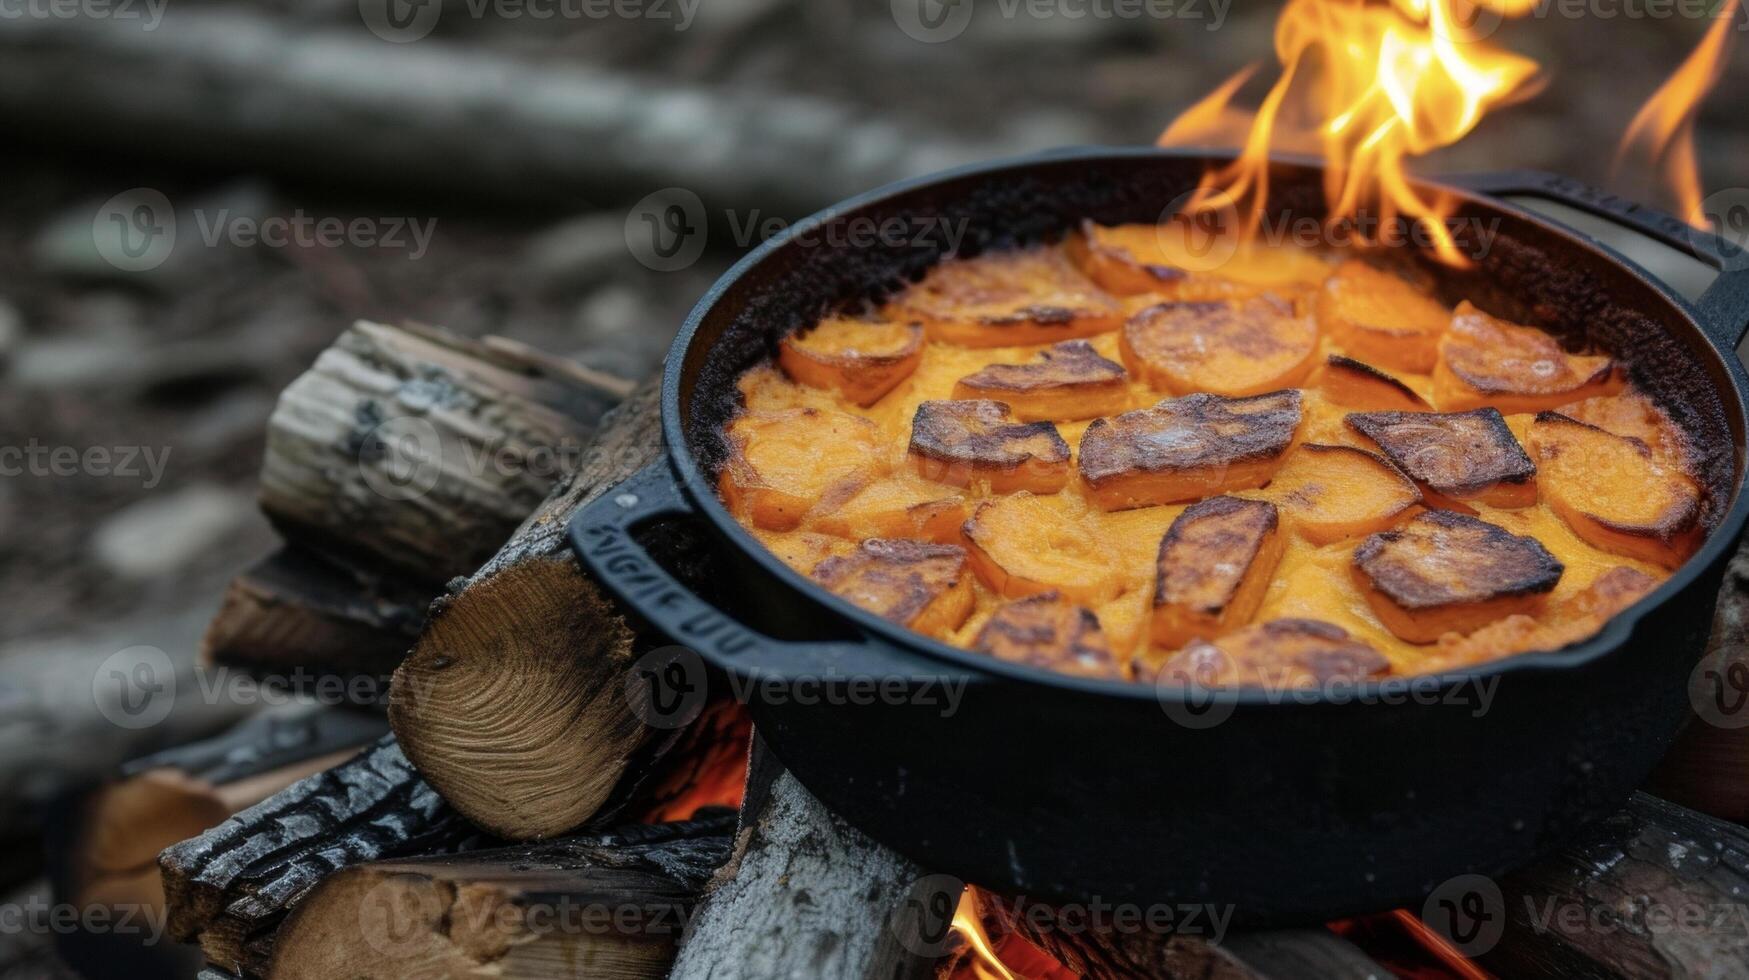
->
{"left": 48, "top": 707, "right": 387, "bottom": 980}
{"left": 265, "top": 813, "right": 735, "bottom": 980}
{"left": 158, "top": 736, "right": 493, "bottom": 978}
{"left": 258, "top": 319, "right": 626, "bottom": 586}
{"left": 389, "top": 377, "right": 703, "bottom": 840}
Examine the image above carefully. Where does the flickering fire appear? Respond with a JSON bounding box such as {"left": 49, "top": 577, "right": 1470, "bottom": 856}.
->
{"left": 1161, "top": 0, "right": 1545, "bottom": 266}
{"left": 1613, "top": 0, "right": 1740, "bottom": 228}
{"left": 951, "top": 890, "right": 1020, "bottom": 980}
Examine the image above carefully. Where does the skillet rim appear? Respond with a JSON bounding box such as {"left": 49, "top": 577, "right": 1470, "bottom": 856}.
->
{"left": 658, "top": 145, "right": 1749, "bottom": 704}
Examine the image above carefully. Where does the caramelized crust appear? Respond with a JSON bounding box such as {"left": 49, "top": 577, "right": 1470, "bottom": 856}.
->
{"left": 1527, "top": 412, "right": 1701, "bottom": 567}
{"left": 778, "top": 316, "right": 923, "bottom": 406}
{"left": 1121, "top": 296, "right": 1319, "bottom": 397}
{"left": 952, "top": 340, "right": 1128, "bottom": 422}
{"left": 1159, "top": 619, "right": 1389, "bottom": 689}
{"left": 1152, "top": 496, "right": 1283, "bottom": 648}
{"left": 811, "top": 539, "right": 974, "bottom": 638}
{"left": 887, "top": 244, "right": 1122, "bottom": 347}
{"left": 1430, "top": 566, "right": 1658, "bottom": 668}
{"left": 1346, "top": 408, "right": 1537, "bottom": 508}
{"left": 1556, "top": 391, "right": 1689, "bottom": 467}
{"left": 908, "top": 399, "right": 1071, "bottom": 494}
{"left": 719, "top": 409, "right": 886, "bottom": 530}
{"left": 1315, "top": 260, "right": 1450, "bottom": 372}
{"left": 1267, "top": 444, "right": 1422, "bottom": 545}
{"left": 1079, "top": 390, "right": 1302, "bottom": 510}
{"left": 974, "top": 592, "right": 1121, "bottom": 679}
{"left": 1354, "top": 510, "right": 1563, "bottom": 643}
{"left": 1433, "top": 302, "right": 1618, "bottom": 412}
{"left": 962, "top": 494, "right": 1122, "bottom": 604}
{"left": 1319, "top": 355, "right": 1430, "bottom": 411}
{"left": 812, "top": 474, "right": 968, "bottom": 545}
{"left": 1066, "top": 219, "right": 1329, "bottom": 299}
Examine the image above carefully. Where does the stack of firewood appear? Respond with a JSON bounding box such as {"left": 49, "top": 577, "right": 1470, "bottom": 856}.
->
{"left": 48, "top": 318, "right": 1749, "bottom": 979}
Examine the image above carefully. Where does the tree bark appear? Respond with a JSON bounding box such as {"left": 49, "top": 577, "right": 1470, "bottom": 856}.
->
{"left": 267, "top": 814, "right": 734, "bottom": 980}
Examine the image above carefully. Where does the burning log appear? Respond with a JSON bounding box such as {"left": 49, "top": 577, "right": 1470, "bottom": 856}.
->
{"left": 158, "top": 736, "right": 492, "bottom": 978}
{"left": 389, "top": 377, "right": 715, "bottom": 840}
{"left": 264, "top": 813, "right": 734, "bottom": 980}
{"left": 668, "top": 736, "right": 953, "bottom": 980}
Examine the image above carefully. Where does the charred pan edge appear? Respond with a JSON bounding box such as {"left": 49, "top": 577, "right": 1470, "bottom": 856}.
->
{"left": 1354, "top": 510, "right": 1564, "bottom": 610}
{"left": 908, "top": 400, "right": 1070, "bottom": 468}
{"left": 1325, "top": 355, "right": 1425, "bottom": 404}
{"left": 1346, "top": 408, "right": 1536, "bottom": 496}
{"left": 1080, "top": 390, "right": 1303, "bottom": 485}
{"left": 678, "top": 153, "right": 1736, "bottom": 535}
{"left": 1153, "top": 496, "right": 1279, "bottom": 610}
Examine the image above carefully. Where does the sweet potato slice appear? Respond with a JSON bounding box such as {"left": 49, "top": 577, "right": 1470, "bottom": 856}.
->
{"left": 1067, "top": 219, "right": 1330, "bottom": 298}
{"left": 974, "top": 592, "right": 1122, "bottom": 679}
{"left": 963, "top": 493, "right": 1122, "bottom": 604}
{"left": 1318, "top": 355, "right": 1430, "bottom": 412}
{"left": 1433, "top": 302, "right": 1618, "bottom": 413}
{"left": 778, "top": 316, "right": 923, "bottom": 406}
{"left": 812, "top": 474, "right": 967, "bottom": 545}
{"left": 1158, "top": 619, "right": 1389, "bottom": 689}
{"left": 1346, "top": 408, "right": 1537, "bottom": 508}
{"left": 1079, "top": 390, "right": 1302, "bottom": 510}
{"left": 908, "top": 399, "right": 1071, "bottom": 494}
{"left": 1353, "top": 510, "right": 1563, "bottom": 643}
{"left": 719, "top": 408, "right": 886, "bottom": 530}
{"left": 1151, "top": 496, "right": 1284, "bottom": 648}
{"left": 1315, "top": 260, "right": 1450, "bottom": 372}
{"left": 811, "top": 538, "right": 974, "bottom": 638}
{"left": 1121, "top": 296, "right": 1319, "bottom": 397}
{"left": 1556, "top": 392, "right": 1689, "bottom": 468}
{"left": 951, "top": 340, "right": 1128, "bottom": 422}
{"left": 1527, "top": 412, "right": 1701, "bottom": 567}
{"left": 1431, "top": 566, "right": 1658, "bottom": 667}
{"left": 887, "top": 244, "right": 1122, "bottom": 348}
{"left": 1267, "top": 444, "right": 1422, "bottom": 545}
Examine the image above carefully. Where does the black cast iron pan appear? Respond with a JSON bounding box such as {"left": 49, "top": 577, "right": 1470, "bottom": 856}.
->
{"left": 570, "top": 148, "right": 1749, "bottom": 924}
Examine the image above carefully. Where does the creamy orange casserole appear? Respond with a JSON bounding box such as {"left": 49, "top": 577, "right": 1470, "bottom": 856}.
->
{"left": 715, "top": 221, "right": 1704, "bottom": 687}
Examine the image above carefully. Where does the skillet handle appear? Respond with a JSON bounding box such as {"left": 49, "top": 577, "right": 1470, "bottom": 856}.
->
{"left": 569, "top": 461, "right": 976, "bottom": 685}
{"left": 1442, "top": 169, "right": 1749, "bottom": 351}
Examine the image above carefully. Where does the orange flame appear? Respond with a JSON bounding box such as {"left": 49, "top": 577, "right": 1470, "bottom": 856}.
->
{"left": 1161, "top": 0, "right": 1543, "bottom": 266}
{"left": 1613, "top": 0, "right": 1739, "bottom": 228}
{"left": 951, "top": 890, "right": 1019, "bottom": 980}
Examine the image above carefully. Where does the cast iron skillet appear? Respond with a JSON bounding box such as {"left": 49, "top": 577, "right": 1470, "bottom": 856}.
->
{"left": 571, "top": 148, "right": 1749, "bottom": 924}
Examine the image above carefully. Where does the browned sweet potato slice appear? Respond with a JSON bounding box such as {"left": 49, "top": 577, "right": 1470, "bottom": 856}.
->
{"left": 1315, "top": 260, "right": 1449, "bottom": 372}
{"left": 1346, "top": 409, "right": 1537, "bottom": 508}
{"left": 1267, "top": 444, "right": 1422, "bottom": 545}
{"left": 1066, "top": 220, "right": 1329, "bottom": 299}
{"left": 1354, "top": 510, "right": 1563, "bottom": 643}
{"left": 811, "top": 539, "right": 974, "bottom": 638}
{"left": 886, "top": 245, "right": 1122, "bottom": 348}
{"left": 1151, "top": 496, "right": 1284, "bottom": 648}
{"left": 1319, "top": 355, "right": 1430, "bottom": 411}
{"left": 963, "top": 493, "right": 1122, "bottom": 604}
{"left": 1556, "top": 392, "right": 1689, "bottom": 468}
{"left": 812, "top": 474, "right": 967, "bottom": 545}
{"left": 1431, "top": 566, "right": 1658, "bottom": 668}
{"left": 974, "top": 592, "right": 1122, "bottom": 679}
{"left": 778, "top": 316, "right": 923, "bottom": 406}
{"left": 1079, "top": 390, "right": 1302, "bottom": 511}
{"left": 719, "top": 408, "right": 886, "bottom": 530}
{"left": 908, "top": 399, "right": 1071, "bottom": 494}
{"left": 1158, "top": 619, "right": 1389, "bottom": 689}
{"left": 1527, "top": 412, "right": 1701, "bottom": 567}
{"left": 1121, "top": 296, "right": 1319, "bottom": 397}
{"left": 951, "top": 340, "right": 1128, "bottom": 422}
{"left": 1433, "top": 303, "right": 1618, "bottom": 413}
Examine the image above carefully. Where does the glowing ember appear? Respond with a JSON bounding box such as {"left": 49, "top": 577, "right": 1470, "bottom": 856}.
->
{"left": 1613, "top": 0, "right": 1740, "bottom": 229}
{"left": 951, "top": 890, "right": 1020, "bottom": 980}
{"left": 1161, "top": 0, "right": 1544, "bottom": 266}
